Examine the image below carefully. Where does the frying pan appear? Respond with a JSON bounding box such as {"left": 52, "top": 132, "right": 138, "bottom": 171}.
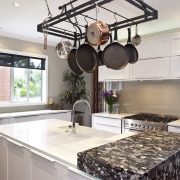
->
{"left": 102, "top": 24, "right": 128, "bottom": 70}
{"left": 67, "top": 32, "right": 83, "bottom": 75}
{"left": 97, "top": 45, "right": 104, "bottom": 66}
{"left": 125, "top": 28, "right": 138, "bottom": 64}
{"left": 76, "top": 25, "right": 99, "bottom": 73}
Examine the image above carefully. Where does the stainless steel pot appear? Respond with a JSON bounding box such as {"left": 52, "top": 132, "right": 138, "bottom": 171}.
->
{"left": 55, "top": 39, "right": 73, "bottom": 60}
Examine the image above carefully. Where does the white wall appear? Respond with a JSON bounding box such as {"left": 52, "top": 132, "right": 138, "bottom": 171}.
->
{"left": 0, "top": 36, "right": 93, "bottom": 127}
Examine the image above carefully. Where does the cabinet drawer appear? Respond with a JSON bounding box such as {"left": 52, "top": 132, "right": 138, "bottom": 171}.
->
{"left": 93, "top": 123, "right": 121, "bottom": 134}
{"left": 168, "top": 126, "right": 180, "bottom": 133}
{"left": 92, "top": 116, "right": 121, "bottom": 127}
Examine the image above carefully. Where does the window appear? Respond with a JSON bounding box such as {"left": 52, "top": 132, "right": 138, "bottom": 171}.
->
{"left": 0, "top": 51, "right": 47, "bottom": 106}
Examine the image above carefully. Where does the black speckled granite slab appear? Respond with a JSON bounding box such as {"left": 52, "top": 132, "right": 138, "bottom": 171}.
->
{"left": 77, "top": 131, "right": 180, "bottom": 180}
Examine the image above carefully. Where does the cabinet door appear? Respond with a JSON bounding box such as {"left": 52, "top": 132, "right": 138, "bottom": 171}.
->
{"left": 98, "top": 65, "right": 129, "bottom": 82}
{"left": 136, "top": 36, "right": 170, "bottom": 59}
{"left": 170, "top": 56, "right": 180, "bottom": 78}
{"left": 92, "top": 116, "right": 121, "bottom": 134}
{"left": 170, "top": 33, "right": 180, "bottom": 56}
{"left": 0, "top": 137, "right": 6, "bottom": 180}
{"left": 0, "top": 118, "right": 8, "bottom": 125}
{"left": 43, "top": 112, "right": 71, "bottom": 121}
{"left": 168, "top": 126, "right": 180, "bottom": 133}
{"left": 8, "top": 115, "right": 43, "bottom": 124}
{"left": 30, "top": 150, "right": 68, "bottom": 180}
{"left": 67, "top": 167, "right": 94, "bottom": 180}
{"left": 30, "top": 151, "right": 57, "bottom": 180}
{"left": 129, "top": 57, "right": 170, "bottom": 79}
{"left": 7, "top": 140, "right": 29, "bottom": 180}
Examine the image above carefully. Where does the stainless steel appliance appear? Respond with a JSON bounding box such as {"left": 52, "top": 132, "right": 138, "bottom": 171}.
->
{"left": 123, "top": 113, "right": 179, "bottom": 133}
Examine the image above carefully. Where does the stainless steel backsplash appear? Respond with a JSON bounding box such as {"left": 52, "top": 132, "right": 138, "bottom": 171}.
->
{"left": 119, "top": 80, "right": 180, "bottom": 116}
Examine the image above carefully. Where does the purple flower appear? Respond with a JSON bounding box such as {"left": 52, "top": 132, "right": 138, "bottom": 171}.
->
{"left": 102, "top": 90, "right": 118, "bottom": 105}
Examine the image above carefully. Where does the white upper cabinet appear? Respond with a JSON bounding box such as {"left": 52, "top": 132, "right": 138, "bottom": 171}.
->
{"left": 98, "top": 65, "right": 130, "bottom": 82}
{"left": 130, "top": 57, "right": 170, "bottom": 79}
{"left": 170, "top": 33, "right": 180, "bottom": 56}
{"left": 136, "top": 36, "right": 170, "bottom": 59}
{"left": 170, "top": 55, "right": 180, "bottom": 78}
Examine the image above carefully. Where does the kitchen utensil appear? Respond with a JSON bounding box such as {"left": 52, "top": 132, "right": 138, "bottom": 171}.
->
{"left": 131, "top": 24, "right": 141, "bottom": 46}
{"left": 87, "top": 22, "right": 110, "bottom": 46}
{"left": 76, "top": 25, "right": 99, "bottom": 73}
{"left": 87, "top": 4, "right": 109, "bottom": 46}
{"left": 102, "top": 24, "right": 128, "bottom": 70}
{"left": 55, "top": 38, "right": 72, "bottom": 60}
{"left": 97, "top": 45, "right": 104, "bottom": 66}
{"left": 67, "top": 32, "right": 83, "bottom": 75}
{"left": 125, "top": 28, "right": 138, "bottom": 64}
{"left": 42, "top": 17, "right": 50, "bottom": 50}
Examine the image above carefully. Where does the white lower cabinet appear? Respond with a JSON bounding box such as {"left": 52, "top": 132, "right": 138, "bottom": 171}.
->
{"left": 67, "top": 168, "right": 94, "bottom": 180}
{"left": 7, "top": 139, "right": 30, "bottom": 180}
{"left": 43, "top": 112, "right": 71, "bottom": 121}
{"left": 0, "top": 136, "right": 90, "bottom": 180}
{"left": 30, "top": 151, "right": 68, "bottom": 180}
{"left": 170, "top": 56, "right": 180, "bottom": 78}
{"left": 168, "top": 126, "right": 180, "bottom": 133}
{"left": 92, "top": 115, "right": 122, "bottom": 134}
{"left": 0, "top": 136, "right": 6, "bottom": 180}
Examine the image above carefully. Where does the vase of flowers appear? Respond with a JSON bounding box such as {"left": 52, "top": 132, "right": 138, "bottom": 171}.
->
{"left": 102, "top": 90, "right": 118, "bottom": 113}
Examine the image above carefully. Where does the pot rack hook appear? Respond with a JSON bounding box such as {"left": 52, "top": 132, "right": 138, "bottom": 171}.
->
{"left": 84, "top": 15, "right": 88, "bottom": 25}
{"left": 114, "top": 13, "right": 117, "bottom": 24}
{"left": 94, "top": 3, "right": 99, "bottom": 22}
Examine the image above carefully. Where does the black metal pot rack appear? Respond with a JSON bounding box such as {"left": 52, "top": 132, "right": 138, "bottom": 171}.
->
{"left": 37, "top": 0, "right": 158, "bottom": 41}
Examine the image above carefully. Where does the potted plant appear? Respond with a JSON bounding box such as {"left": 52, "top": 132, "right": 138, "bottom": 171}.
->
{"left": 60, "top": 69, "right": 90, "bottom": 109}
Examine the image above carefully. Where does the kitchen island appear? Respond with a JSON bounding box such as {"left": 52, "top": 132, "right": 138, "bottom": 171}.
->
{"left": 0, "top": 119, "right": 135, "bottom": 180}
{"left": 78, "top": 130, "right": 180, "bottom": 179}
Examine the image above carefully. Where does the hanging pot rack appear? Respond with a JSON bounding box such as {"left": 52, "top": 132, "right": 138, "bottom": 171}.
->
{"left": 37, "top": 0, "right": 158, "bottom": 41}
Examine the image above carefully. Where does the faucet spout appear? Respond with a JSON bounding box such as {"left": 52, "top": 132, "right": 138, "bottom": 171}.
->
{"left": 71, "top": 99, "right": 91, "bottom": 134}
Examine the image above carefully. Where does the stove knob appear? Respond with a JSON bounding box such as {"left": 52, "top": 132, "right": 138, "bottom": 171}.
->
{"left": 154, "top": 127, "right": 158, "bottom": 130}
{"left": 134, "top": 123, "right": 137, "bottom": 127}
{"left": 149, "top": 126, "right": 153, "bottom": 130}
{"left": 141, "top": 125, "right": 145, "bottom": 128}
{"left": 145, "top": 125, "right": 149, "bottom": 129}
{"left": 138, "top": 124, "right": 141, "bottom": 128}
{"left": 131, "top": 123, "right": 134, "bottom": 127}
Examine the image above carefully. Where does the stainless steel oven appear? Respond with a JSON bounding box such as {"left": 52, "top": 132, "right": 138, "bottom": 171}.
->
{"left": 123, "top": 113, "right": 179, "bottom": 134}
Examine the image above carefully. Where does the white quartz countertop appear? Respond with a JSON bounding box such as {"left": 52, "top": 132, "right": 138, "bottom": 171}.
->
{"left": 0, "top": 110, "right": 71, "bottom": 119}
{"left": 0, "top": 119, "right": 135, "bottom": 168}
{"left": 92, "top": 112, "right": 132, "bottom": 119}
{"left": 168, "top": 119, "right": 180, "bottom": 127}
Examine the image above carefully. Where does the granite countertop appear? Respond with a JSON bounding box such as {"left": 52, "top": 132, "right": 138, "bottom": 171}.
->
{"left": 0, "top": 109, "right": 71, "bottom": 119}
{"left": 78, "top": 130, "right": 180, "bottom": 179}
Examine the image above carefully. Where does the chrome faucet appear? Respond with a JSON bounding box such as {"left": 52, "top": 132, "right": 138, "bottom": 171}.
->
{"left": 71, "top": 99, "right": 91, "bottom": 134}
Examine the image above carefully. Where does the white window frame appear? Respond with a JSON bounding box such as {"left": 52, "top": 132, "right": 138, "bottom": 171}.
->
{"left": 0, "top": 48, "right": 48, "bottom": 107}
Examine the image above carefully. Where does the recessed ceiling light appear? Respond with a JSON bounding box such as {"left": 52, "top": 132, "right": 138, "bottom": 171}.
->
{"left": 12, "top": 3, "right": 20, "bottom": 7}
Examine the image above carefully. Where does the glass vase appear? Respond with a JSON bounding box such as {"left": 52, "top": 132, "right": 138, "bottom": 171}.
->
{"left": 108, "top": 104, "right": 113, "bottom": 113}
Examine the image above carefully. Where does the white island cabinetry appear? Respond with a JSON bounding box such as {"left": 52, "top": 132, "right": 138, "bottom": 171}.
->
{"left": 0, "top": 119, "right": 135, "bottom": 180}
{"left": 168, "top": 120, "right": 180, "bottom": 133}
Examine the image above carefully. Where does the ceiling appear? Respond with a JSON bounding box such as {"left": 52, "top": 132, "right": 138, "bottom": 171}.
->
{"left": 0, "top": 0, "right": 180, "bottom": 47}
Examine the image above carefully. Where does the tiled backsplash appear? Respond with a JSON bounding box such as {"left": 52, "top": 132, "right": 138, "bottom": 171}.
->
{"left": 119, "top": 80, "right": 180, "bottom": 117}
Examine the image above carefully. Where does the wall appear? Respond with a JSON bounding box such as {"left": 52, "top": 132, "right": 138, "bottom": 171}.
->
{"left": 0, "top": 36, "right": 93, "bottom": 126}
{"left": 119, "top": 80, "right": 180, "bottom": 117}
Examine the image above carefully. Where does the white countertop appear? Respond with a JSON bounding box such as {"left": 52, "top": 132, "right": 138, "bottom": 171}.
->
{"left": 0, "top": 110, "right": 71, "bottom": 119}
{"left": 168, "top": 120, "right": 180, "bottom": 127}
{"left": 92, "top": 112, "right": 132, "bottom": 119}
{"left": 0, "top": 119, "right": 135, "bottom": 168}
